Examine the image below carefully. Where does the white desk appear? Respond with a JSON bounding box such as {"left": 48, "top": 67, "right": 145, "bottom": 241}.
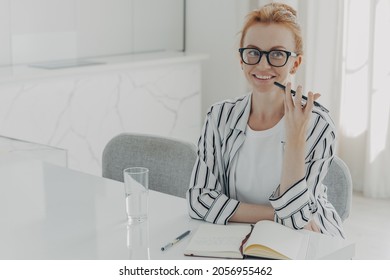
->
{"left": 0, "top": 154, "right": 200, "bottom": 259}
{"left": 0, "top": 155, "right": 354, "bottom": 260}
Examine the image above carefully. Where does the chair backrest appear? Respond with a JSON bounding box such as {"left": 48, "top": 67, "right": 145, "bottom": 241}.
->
{"left": 102, "top": 133, "right": 197, "bottom": 198}
{"left": 323, "top": 156, "right": 353, "bottom": 221}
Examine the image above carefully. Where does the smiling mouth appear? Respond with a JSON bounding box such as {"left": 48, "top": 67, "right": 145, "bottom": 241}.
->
{"left": 252, "top": 74, "right": 275, "bottom": 80}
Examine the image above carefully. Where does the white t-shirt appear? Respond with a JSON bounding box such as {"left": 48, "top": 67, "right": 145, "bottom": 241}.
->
{"left": 235, "top": 117, "right": 284, "bottom": 205}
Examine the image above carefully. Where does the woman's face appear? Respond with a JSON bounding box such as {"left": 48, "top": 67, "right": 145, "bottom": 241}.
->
{"left": 241, "top": 23, "right": 301, "bottom": 95}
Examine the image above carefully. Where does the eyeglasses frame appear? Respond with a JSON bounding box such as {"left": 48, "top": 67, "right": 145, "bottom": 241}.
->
{"left": 238, "top": 48, "right": 298, "bottom": 67}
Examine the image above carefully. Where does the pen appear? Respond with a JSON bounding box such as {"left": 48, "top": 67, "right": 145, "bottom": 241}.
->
{"left": 273, "top": 81, "right": 329, "bottom": 113}
{"left": 161, "top": 230, "right": 191, "bottom": 251}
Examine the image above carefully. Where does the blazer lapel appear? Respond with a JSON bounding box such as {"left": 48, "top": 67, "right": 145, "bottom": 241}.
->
{"left": 224, "top": 94, "right": 251, "bottom": 198}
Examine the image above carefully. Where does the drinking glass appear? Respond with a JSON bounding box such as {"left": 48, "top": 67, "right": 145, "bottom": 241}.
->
{"left": 123, "top": 167, "right": 149, "bottom": 224}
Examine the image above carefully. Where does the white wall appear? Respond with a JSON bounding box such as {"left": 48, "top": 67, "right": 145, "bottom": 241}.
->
{"left": 0, "top": 0, "right": 184, "bottom": 66}
{"left": 0, "top": 0, "right": 11, "bottom": 65}
{"left": 186, "top": 0, "right": 254, "bottom": 117}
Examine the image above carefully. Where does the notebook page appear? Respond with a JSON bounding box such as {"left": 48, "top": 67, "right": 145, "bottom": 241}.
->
{"left": 185, "top": 223, "right": 252, "bottom": 258}
{"left": 245, "top": 220, "right": 310, "bottom": 259}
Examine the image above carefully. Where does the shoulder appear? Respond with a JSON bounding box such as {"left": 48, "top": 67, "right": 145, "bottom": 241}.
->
{"left": 307, "top": 106, "right": 337, "bottom": 142}
{"left": 207, "top": 94, "right": 249, "bottom": 115}
{"left": 311, "top": 105, "right": 335, "bottom": 126}
{"left": 206, "top": 94, "right": 250, "bottom": 127}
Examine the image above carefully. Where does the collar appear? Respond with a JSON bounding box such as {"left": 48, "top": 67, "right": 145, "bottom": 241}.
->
{"left": 229, "top": 93, "right": 252, "bottom": 132}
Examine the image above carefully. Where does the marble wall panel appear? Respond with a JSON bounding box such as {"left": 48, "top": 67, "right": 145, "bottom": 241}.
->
{"left": 0, "top": 61, "right": 201, "bottom": 175}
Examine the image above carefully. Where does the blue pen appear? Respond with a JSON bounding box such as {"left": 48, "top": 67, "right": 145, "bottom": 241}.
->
{"left": 161, "top": 230, "right": 191, "bottom": 251}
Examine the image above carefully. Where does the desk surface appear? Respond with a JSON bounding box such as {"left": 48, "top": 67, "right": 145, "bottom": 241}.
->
{"left": 0, "top": 154, "right": 354, "bottom": 260}
{"left": 0, "top": 154, "right": 200, "bottom": 259}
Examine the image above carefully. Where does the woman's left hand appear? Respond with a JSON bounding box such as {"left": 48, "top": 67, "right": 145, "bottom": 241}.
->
{"left": 279, "top": 83, "right": 321, "bottom": 194}
{"left": 283, "top": 82, "right": 321, "bottom": 145}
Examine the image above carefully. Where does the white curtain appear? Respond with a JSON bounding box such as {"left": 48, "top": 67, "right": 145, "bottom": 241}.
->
{"left": 298, "top": 0, "right": 390, "bottom": 198}
{"left": 338, "top": 0, "right": 390, "bottom": 198}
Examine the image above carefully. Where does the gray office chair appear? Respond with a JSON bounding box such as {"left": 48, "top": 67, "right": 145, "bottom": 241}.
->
{"left": 102, "top": 133, "right": 197, "bottom": 198}
{"left": 323, "top": 156, "right": 353, "bottom": 221}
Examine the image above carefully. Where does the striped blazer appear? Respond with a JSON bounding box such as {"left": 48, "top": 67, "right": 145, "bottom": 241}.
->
{"left": 187, "top": 94, "right": 345, "bottom": 238}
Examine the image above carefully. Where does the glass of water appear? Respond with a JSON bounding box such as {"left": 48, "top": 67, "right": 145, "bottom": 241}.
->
{"left": 123, "top": 167, "right": 149, "bottom": 224}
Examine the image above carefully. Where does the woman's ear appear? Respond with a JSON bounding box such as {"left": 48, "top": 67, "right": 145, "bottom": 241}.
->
{"left": 290, "top": 55, "right": 302, "bottom": 74}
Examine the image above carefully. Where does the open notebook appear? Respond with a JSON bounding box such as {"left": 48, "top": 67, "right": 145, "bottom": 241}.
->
{"left": 184, "top": 220, "right": 354, "bottom": 260}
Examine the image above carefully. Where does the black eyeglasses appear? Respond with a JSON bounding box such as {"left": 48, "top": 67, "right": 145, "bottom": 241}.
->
{"left": 239, "top": 48, "right": 298, "bottom": 67}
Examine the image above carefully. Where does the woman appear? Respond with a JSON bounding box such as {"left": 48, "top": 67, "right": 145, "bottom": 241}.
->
{"left": 186, "top": 2, "right": 344, "bottom": 238}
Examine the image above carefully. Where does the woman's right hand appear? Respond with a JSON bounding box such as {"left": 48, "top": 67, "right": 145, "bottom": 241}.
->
{"left": 304, "top": 220, "right": 321, "bottom": 232}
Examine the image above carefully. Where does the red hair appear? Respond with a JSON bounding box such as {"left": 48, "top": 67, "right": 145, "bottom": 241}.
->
{"left": 239, "top": 3, "right": 303, "bottom": 55}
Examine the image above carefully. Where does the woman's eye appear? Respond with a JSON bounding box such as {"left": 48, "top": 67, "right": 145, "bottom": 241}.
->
{"left": 247, "top": 50, "right": 259, "bottom": 57}
{"left": 270, "top": 51, "right": 286, "bottom": 59}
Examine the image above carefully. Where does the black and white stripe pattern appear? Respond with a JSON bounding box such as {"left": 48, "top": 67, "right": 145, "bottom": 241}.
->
{"left": 186, "top": 94, "right": 345, "bottom": 238}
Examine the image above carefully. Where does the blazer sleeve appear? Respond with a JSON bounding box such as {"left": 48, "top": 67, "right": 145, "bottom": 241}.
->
{"left": 269, "top": 114, "right": 345, "bottom": 238}
{"left": 186, "top": 110, "right": 240, "bottom": 225}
